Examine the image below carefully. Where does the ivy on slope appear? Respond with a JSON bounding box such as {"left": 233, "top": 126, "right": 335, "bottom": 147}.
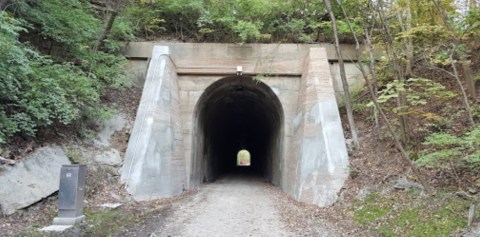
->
{"left": 0, "top": 0, "right": 132, "bottom": 143}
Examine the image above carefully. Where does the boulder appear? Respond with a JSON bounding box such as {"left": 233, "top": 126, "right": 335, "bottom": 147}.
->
{"left": 93, "top": 113, "right": 126, "bottom": 147}
{"left": 0, "top": 145, "right": 71, "bottom": 215}
{"left": 94, "top": 149, "right": 122, "bottom": 167}
{"left": 392, "top": 176, "right": 423, "bottom": 191}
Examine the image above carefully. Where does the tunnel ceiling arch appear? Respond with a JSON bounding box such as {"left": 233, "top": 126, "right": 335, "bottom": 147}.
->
{"left": 121, "top": 44, "right": 350, "bottom": 207}
{"left": 191, "top": 76, "right": 284, "bottom": 186}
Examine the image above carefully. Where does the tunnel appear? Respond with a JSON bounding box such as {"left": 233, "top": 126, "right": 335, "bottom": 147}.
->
{"left": 191, "top": 76, "right": 284, "bottom": 186}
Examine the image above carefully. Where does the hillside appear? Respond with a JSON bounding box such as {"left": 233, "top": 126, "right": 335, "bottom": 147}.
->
{"left": 1, "top": 0, "right": 480, "bottom": 236}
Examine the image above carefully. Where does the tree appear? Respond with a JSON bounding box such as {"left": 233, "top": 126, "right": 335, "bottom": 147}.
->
{"left": 91, "top": 0, "right": 132, "bottom": 50}
{"left": 0, "top": 12, "right": 101, "bottom": 142}
{"left": 334, "top": 0, "right": 432, "bottom": 193}
{"left": 323, "top": 0, "right": 359, "bottom": 148}
{"left": 0, "top": 0, "right": 133, "bottom": 143}
{"left": 0, "top": 0, "right": 9, "bottom": 10}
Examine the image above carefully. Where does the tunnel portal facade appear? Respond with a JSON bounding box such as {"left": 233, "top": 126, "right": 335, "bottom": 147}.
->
{"left": 191, "top": 76, "right": 284, "bottom": 187}
{"left": 121, "top": 44, "right": 349, "bottom": 206}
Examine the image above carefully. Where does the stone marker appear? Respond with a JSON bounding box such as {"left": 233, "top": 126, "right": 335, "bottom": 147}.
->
{"left": 53, "top": 164, "right": 87, "bottom": 225}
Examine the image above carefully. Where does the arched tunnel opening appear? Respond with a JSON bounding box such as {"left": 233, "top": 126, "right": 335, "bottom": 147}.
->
{"left": 191, "top": 76, "right": 284, "bottom": 186}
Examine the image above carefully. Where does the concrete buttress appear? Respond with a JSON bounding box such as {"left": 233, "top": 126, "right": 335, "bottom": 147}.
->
{"left": 121, "top": 43, "right": 350, "bottom": 206}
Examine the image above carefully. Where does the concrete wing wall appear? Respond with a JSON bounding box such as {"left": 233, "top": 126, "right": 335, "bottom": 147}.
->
{"left": 120, "top": 46, "right": 186, "bottom": 200}
{"left": 291, "top": 48, "right": 349, "bottom": 206}
{"left": 121, "top": 44, "right": 349, "bottom": 207}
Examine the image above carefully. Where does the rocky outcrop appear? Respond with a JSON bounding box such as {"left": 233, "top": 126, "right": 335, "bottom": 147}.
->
{"left": 0, "top": 145, "right": 71, "bottom": 215}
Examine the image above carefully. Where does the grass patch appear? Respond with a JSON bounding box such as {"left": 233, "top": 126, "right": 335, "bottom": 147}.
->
{"left": 353, "top": 192, "right": 393, "bottom": 225}
{"left": 352, "top": 191, "right": 475, "bottom": 236}
{"left": 13, "top": 228, "right": 48, "bottom": 237}
{"left": 84, "top": 207, "right": 135, "bottom": 236}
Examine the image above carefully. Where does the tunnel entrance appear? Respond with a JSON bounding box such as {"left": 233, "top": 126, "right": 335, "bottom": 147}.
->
{"left": 122, "top": 45, "right": 348, "bottom": 206}
{"left": 191, "top": 76, "right": 284, "bottom": 186}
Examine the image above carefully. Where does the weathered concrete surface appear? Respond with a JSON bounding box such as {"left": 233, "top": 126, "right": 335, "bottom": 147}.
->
{"left": 121, "top": 44, "right": 349, "bottom": 206}
{"left": 40, "top": 225, "right": 73, "bottom": 232}
{"left": 0, "top": 146, "right": 71, "bottom": 215}
{"left": 330, "top": 63, "right": 368, "bottom": 102}
{"left": 178, "top": 75, "right": 299, "bottom": 193}
{"left": 291, "top": 48, "right": 349, "bottom": 206}
{"left": 125, "top": 42, "right": 360, "bottom": 61}
{"left": 121, "top": 46, "right": 186, "bottom": 200}
{"left": 125, "top": 42, "right": 362, "bottom": 75}
{"left": 125, "top": 43, "right": 365, "bottom": 101}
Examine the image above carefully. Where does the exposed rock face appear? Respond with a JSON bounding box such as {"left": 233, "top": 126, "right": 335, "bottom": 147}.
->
{"left": 0, "top": 145, "right": 71, "bottom": 215}
{"left": 94, "top": 148, "right": 122, "bottom": 167}
{"left": 93, "top": 113, "right": 127, "bottom": 147}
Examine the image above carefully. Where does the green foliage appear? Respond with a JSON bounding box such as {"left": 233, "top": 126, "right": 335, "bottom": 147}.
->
{"left": 84, "top": 208, "right": 122, "bottom": 235}
{"left": 0, "top": 0, "right": 132, "bottom": 143}
{"left": 275, "top": 18, "right": 307, "bottom": 42}
{"left": 233, "top": 20, "right": 262, "bottom": 42}
{"left": 13, "top": 228, "right": 48, "bottom": 237}
{"left": 83, "top": 206, "right": 144, "bottom": 236}
{"left": 26, "top": 59, "right": 99, "bottom": 126}
{"left": 63, "top": 144, "right": 83, "bottom": 164}
{"left": 368, "top": 77, "right": 455, "bottom": 121}
{"left": 417, "top": 126, "right": 480, "bottom": 168}
{"left": 124, "top": 3, "right": 166, "bottom": 39}
{"left": 14, "top": 0, "right": 100, "bottom": 46}
{"left": 353, "top": 191, "right": 470, "bottom": 237}
{"left": 106, "top": 16, "right": 137, "bottom": 52}
{"left": 378, "top": 201, "right": 466, "bottom": 237}
{"left": 123, "top": 0, "right": 363, "bottom": 43}
{"left": 396, "top": 24, "right": 449, "bottom": 46}
{"left": 353, "top": 192, "right": 393, "bottom": 225}
{"left": 76, "top": 49, "right": 132, "bottom": 88}
{"left": 459, "top": 7, "right": 480, "bottom": 40}
{"left": 314, "top": 19, "right": 362, "bottom": 39}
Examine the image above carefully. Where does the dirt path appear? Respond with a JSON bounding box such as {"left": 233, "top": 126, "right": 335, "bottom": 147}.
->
{"left": 150, "top": 175, "right": 295, "bottom": 237}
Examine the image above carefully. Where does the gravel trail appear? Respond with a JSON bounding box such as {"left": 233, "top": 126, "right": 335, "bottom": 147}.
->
{"left": 150, "top": 175, "right": 295, "bottom": 237}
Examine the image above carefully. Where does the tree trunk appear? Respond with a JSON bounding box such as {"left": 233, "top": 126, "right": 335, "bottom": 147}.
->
{"left": 405, "top": 0, "right": 414, "bottom": 77}
{"left": 323, "top": 0, "right": 359, "bottom": 148}
{"left": 433, "top": 0, "right": 477, "bottom": 121}
{"left": 334, "top": 0, "right": 379, "bottom": 127}
{"left": 451, "top": 54, "right": 475, "bottom": 126}
{"left": 335, "top": 0, "right": 431, "bottom": 193}
{"left": 362, "top": 36, "right": 432, "bottom": 194}
{"left": 0, "top": 0, "right": 10, "bottom": 10}
{"left": 95, "top": 10, "right": 118, "bottom": 50}
{"left": 365, "top": 29, "right": 380, "bottom": 127}
{"left": 377, "top": 0, "right": 410, "bottom": 144}
{"left": 462, "top": 61, "right": 477, "bottom": 98}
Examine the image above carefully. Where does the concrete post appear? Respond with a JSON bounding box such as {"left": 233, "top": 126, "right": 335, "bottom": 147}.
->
{"left": 53, "top": 164, "right": 86, "bottom": 225}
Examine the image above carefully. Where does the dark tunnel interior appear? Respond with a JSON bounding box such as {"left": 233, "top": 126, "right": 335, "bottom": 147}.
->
{"left": 192, "top": 76, "right": 284, "bottom": 184}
